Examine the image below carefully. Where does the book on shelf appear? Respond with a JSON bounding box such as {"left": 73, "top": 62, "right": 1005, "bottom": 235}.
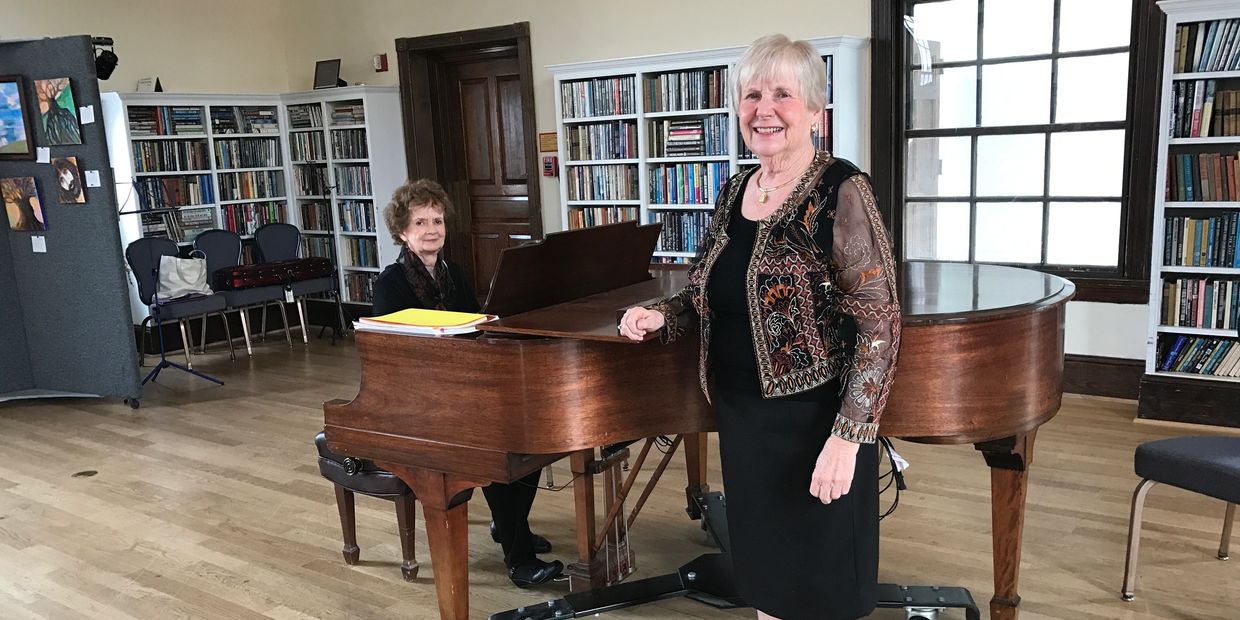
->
{"left": 356, "top": 308, "right": 498, "bottom": 336}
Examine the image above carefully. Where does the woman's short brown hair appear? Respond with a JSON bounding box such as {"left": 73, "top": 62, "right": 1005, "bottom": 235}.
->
{"left": 383, "top": 178, "right": 453, "bottom": 245}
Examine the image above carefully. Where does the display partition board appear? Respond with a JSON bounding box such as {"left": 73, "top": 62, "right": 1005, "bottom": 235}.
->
{"left": 0, "top": 36, "right": 139, "bottom": 402}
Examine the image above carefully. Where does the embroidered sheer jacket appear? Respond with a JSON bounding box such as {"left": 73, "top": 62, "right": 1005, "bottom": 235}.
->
{"left": 650, "top": 152, "right": 901, "bottom": 444}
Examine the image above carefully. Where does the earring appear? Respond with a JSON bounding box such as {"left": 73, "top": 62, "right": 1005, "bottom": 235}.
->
{"left": 812, "top": 123, "right": 819, "bottom": 133}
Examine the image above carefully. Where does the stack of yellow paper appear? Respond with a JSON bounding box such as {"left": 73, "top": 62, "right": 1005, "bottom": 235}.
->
{"left": 355, "top": 308, "right": 497, "bottom": 336}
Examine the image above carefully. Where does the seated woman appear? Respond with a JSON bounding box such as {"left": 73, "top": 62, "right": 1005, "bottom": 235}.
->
{"left": 373, "top": 178, "right": 564, "bottom": 588}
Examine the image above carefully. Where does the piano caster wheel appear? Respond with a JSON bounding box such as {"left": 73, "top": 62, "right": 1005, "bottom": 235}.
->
{"left": 125, "top": 398, "right": 140, "bottom": 409}
{"left": 342, "top": 545, "right": 360, "bottom": 565}
{"left": 906, "top": 608, "right": 943, "bottom": 620}
{"left": 401, "top": 561, "right": 419, "bottom": 581}
{"left": 1121, "top": 593, "right": 1135, "bottom": 602}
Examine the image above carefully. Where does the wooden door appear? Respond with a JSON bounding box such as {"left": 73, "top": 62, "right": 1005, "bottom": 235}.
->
{"left": 442, "top": 53, "right": 532, "bottom": 296}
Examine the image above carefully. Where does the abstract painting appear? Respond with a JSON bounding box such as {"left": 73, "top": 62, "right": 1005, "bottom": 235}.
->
{"left": 2, "top": 176, "right": 47, "bottom": 231}
{"left": 52, "top": 156, "right": 85, "bottom": 203}
{"left": 0, "top": 75, "right": 35, "bottom": 160}
{"left": 35, "top": 77, "right": 81, "bottom": 146}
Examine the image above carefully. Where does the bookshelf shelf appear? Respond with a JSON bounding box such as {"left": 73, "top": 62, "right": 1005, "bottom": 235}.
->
{"left": 342, "top": 266, "right": 381, "bottom": 273}
{"left": 1145, "top": 0, "right": 1240, "bottom": 406}
{"left": 550, "top": 37, "right": 864, "bottom": 263}
{"left": 219, "top": 197, "right": 286, "bottom": 205}
{"left": 131, "top": 134, "right": 208, "bottom": 141}
{"left": 135, "top": 169, "right": 212, "bottom": 177}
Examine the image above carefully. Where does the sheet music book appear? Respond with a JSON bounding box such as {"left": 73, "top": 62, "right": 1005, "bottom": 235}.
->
{"left": 355, "top": 308, "right": 497, "bottom": 336}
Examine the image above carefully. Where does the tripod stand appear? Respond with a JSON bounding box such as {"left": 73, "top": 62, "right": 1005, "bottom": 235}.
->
{"left": 140, "top": 274, "right": 224, "bottom": 387}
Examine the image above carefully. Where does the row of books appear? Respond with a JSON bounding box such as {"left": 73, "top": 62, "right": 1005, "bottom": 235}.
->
{"left": 643, "top": 68, "right": 728, "bottom": 113}
{"left": 1158, "top": 335, "right": 1240, "bottom": 377}
{"left": 649, "top": 162, "right": 730, "bottom": 205}
{"left": 214, "top": 138, "right": 281, "bottom": 169}
{"left": 135, "top": 175, "right": 214, "bottom": 210}
{"left": 302, "top": 235, "right": 335, "bottom": 259}
{"left": 1161, "top": 278, "right": 1240, "bottom": 329}
{"left": 342, "top": 237, "right": 379, "bottom": 268}
{"left": 300, "top": 201, "right": 332, "bottom": 230}
{"left": 1168, "top": 80, "right": 1240, "bottom": 138}
{"left": 128, "top": 106, "right": 204, "bottom": 136}
{"left": 561, "top": 76, "right": 637, "bottom": 118}
{"left": 288, "top": 104, "right": 325, "bottom": 129}
{"left": 334, "top": 165, "right": 372, "bottom": 196}
{"left": 221, "top": 201, "right": 285, "bottom": 236}
{"left": 332, "top": 129, "right": 369, "bottom": 159}
{"left": 293, "top": 165, "right": 330, "bottom": 196}
{"left": 649, "top": 116, "right": 729, "bottom": 158}
{"left": 289, "top": 132, "right": 326, "bottom": 161}
{"left": 1163, "top": 214, "right": 1240, "bottom": 268}
{"left": 650, "top": 210, "right": 711, "bottom": 254}
{"left": 1165, "top": 151, "right": 1240, "bottom": 201}
{"left": 140, "top": 207, "right": 214, "bottom": 243}
{"left": 566, "top": 164, "right": 639, "bottom": 201}
{"left": 218, "top": 170, "right": 284, "bottom": 201}
{"left": 211, "top": 106, "right": 279, "bottom": 134}
{"left": 339, "top": 200, "right": 377, "bottom": 232}
{"left": 1174, "top": 19, "right": 1240, "bottom": 74}
{"left": 132, "top": 140, "right": 209, "bottom": 173}
{"left": 331, "top": 103, "right": 366, "bottom": 125}
{"left": 345, "top": 273, "right": 375, "bottom": 303}
{"left": 565, "top": 120, "right": 637, "bottom": 161}
{"left": 566, "top": 206, "right": 639, "bottom": 230}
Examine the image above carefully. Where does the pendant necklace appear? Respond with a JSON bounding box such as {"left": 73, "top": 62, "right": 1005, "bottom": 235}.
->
{"left": 755, "top": 162, "right": 809, "bottom": 203}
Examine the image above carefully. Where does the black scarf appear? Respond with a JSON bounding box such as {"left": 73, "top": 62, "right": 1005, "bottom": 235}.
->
{"left": 398, "top": 247, "right": 457, "bottom": 310}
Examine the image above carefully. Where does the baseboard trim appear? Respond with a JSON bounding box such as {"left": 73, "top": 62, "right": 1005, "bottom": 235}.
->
{"left": 1063, "top": 354, "right": 1143, "bottom": 400}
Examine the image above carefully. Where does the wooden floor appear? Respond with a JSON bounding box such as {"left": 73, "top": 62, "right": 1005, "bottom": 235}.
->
{"left": 0, "top": 338, "right": 1237, "bottom": 620}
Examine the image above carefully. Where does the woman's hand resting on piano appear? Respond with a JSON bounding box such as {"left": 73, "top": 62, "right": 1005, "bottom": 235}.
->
{"left": 618, "top": 307, "right": 666, "bottom": 341}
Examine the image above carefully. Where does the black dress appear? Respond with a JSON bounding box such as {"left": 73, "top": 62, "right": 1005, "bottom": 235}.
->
{"left": 372, "top": 252, "right": 544, "bottom": 569}
{"left": 706, "top": 207, "right": 880, "bottom": 620}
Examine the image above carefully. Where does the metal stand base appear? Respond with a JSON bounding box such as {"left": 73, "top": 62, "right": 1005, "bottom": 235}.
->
{"left": 141, "top": 358, "right": 223, "bottom": 386}
{"left": 489, "top": 492, "right": 979, "bottom": 620}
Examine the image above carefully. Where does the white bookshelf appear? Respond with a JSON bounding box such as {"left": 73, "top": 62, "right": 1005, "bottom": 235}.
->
{"left": 1146, "top": 0, "right": 1240, "bottom": 384}
{"left": 102, "top": 87, "right": 406, "bottom": 322}
{"left": 548, "top": 36, "right": 866, "bottom": 264}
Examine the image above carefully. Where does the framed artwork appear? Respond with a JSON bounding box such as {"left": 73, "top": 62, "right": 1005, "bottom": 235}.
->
{"left": 2, "top": 176, "right": 47, "bottom": 231}
{"left": 52, "top": 156, "right": 85, "bottom": 203}
{"left": 34, "top": 77, "right": 81, "bottom": 146}
{"left": 0, "top": 75, "right": 36, "bottom": 160}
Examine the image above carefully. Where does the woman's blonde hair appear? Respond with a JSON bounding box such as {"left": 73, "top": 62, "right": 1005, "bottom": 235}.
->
{"left": 383, "top": 178, "right": 453, "bottom": 245}
{"left": 732, "top": 34, "right": 827, "bottom": 112}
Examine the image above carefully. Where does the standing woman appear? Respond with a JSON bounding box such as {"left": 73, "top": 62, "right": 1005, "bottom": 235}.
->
{"left": 373, "top": 178, "right": 564, "bottom": 588}
{"left": 620, "top": 35, "right": 901, "bottom": 620}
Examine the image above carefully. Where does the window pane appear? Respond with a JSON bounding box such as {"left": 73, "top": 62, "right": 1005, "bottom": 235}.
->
{"left": 906, "top": 201, "right": 970, "bottom": 260}
{"left": 1056, "top": 53, "right": 1129, "bottom": 123}
{"left": 975, "top": 202, "right": 1043, "bottom": 263}
{"left": 909, "top": 0, "right": 979, "bottom": 63}
{"left": 1060, "top": 0, "right": 1131, "bottom": 52}
{"left": 976, "top": 134, "right": 1045, "bottom": 196}
{"left": 981, "top": 60, "right": 1050, "bottom": 126}
{"left": 1049, "top": 130, "right": 1125, "bottom": 196}
{"left": 909, "top": 66, "right": 977, "bottom": 129}
{"left": 907, "top": 136, "right": 972, "bottom": 197}
{"left": 983, "top": 0, "right": 1053, "bottom": 59}
{"left": 1046, "top": 201, "right": 1120, "bottom": 266}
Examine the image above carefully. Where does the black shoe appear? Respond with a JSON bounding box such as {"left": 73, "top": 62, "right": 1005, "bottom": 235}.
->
{"left": 490, "top": 520, "right": 552, "bottom": 554}
{"left": 508, "top": 558, "right": 564, "bottom": 588}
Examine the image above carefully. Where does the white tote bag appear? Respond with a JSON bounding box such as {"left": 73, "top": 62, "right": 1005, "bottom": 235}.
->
{"left": 156, "top": 251, "right": 212, "bottom": 300}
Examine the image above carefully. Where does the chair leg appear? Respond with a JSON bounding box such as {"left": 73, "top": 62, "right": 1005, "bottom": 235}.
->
{"left": 296, "top": 298, "right": 310, "bottom": 345}
{"left": 1220, "top": 503, "right": 1235, "bottom": 561}
{"left": 178, "top": 319, "right": 194, "bottom": 369}
{"left": 395, "top": 493, "right": 420, "bottom": 581}
{"left": 276, "top": 301, "right": 293, "bottom": 347}
{"left": 199, "top": 313, "right": 208, "bottom": 354}
{"left": 238, "top": 308, "right": 254, "bottom": 357}
{"left": 334, "top": 485, "right": 360, "bottom": 565}
{"left": 219, "top": 312, "right": 235, "bottom": 361}
{"left": 1122, "top": 479, "right": 1157, "bottom": 601}
{"left": 260, "top": 303, "right": 269, "bottom": 342}
{"left": 138, "top": 316, "right": 152, "bottom": 367}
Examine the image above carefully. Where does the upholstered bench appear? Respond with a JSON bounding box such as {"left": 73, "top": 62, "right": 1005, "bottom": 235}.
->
{"left": 1121, "top": 435, "right": 1240, "bottom": 601}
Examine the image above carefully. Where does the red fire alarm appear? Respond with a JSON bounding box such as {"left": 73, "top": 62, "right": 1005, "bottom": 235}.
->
{"left": 542, "top": 155, "right": 558, "bottom": 177}
{"left": 373, "top": 53, "right": 389, "bottom": 72}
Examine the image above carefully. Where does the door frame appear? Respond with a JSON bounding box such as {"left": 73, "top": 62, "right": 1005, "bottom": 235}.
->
{"left": 395, "top": 22, "right": 544, "bottom": 269}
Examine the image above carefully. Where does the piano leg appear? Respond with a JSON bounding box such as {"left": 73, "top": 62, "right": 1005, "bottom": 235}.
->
{"left": 378, "top": 462, "right": 478, "bottom": 620}
{"left": 568, "top": 449, "right": 603, "bottom": 590}
{"left": 975, "top": 431, "right": 1037, "bottom": 620}
{"left": 683, "top": 433, "right": 711, "bottom": 520}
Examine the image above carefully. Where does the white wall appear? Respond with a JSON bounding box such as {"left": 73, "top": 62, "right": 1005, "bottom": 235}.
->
{"left": 3, "top": 0, "right": 1148, "bottom": 364}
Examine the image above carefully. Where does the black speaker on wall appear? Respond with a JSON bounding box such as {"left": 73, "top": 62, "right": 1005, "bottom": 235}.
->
{"left": 92, "top": 36, "right": 117, "bottom": 80}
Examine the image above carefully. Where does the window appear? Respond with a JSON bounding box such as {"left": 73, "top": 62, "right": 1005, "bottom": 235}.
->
{"left": 872, "top": 0, "right": 1163, "bottom": 302}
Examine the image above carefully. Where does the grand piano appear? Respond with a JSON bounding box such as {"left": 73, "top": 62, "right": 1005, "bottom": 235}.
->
{"left": 323, "top": 221, "right": 1075, "bottom": 620}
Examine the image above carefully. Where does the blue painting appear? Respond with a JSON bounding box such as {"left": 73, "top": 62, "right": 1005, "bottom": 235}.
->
{"left": 0, "top": 76, "right": 35, "bottom": 160}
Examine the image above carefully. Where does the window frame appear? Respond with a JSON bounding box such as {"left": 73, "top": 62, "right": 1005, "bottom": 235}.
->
{"left": 871, "top": 0, "right": 1164, "bottom": 303}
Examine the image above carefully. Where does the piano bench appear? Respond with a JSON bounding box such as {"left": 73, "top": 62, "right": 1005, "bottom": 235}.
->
{"left": 1121, "top": 436, "right": 1240, "bottom": 601}
{"left": 315, "top": 432, "right": 419, "bottom": 581}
